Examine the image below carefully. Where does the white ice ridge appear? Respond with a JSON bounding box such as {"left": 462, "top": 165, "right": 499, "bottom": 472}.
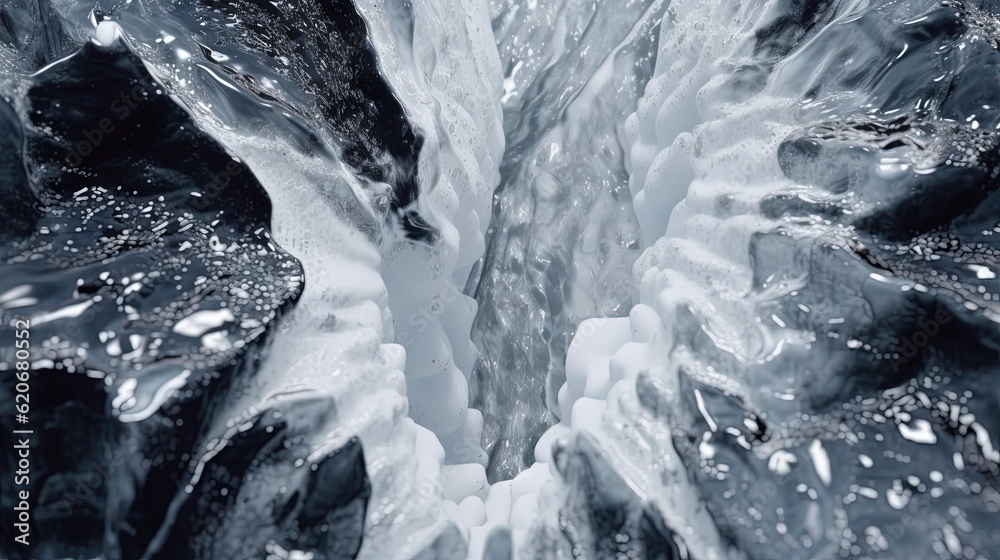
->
{"left": 502, "top": 0, "right": 830, "bottom": 557}
{"left": 380, "top": 0, "right": 790, "bottom": 554}
{"left": 354, "top": 0, "right": 507, "bottom": 547}
{"left": 97, "top": 0, "right": 505, "bottom": 556}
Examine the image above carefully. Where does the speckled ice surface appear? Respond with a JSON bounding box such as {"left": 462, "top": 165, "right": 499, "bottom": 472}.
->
{"left": 1, "top": 0, "right": 999, "bottom": 558}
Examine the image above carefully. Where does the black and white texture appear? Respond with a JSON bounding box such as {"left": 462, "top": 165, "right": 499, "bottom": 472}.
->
{"left": 0, "top": 0, "right": 999, "bottom": 559}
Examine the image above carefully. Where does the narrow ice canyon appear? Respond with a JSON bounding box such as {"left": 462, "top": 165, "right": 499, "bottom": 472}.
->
{"left": 1, "top": 0, "right": 999, "bottom": 558}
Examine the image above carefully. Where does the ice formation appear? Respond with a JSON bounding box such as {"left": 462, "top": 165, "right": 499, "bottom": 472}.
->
{"left": 1, "top": 0, "right": 1000, "bottom": 558}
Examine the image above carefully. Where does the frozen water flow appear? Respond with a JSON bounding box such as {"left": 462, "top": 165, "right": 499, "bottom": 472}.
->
{"left": 2, "top": 0, "right": 1000, "bottom": 558}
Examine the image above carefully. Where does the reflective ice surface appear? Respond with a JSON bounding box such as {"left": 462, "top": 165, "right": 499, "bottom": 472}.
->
{"left": 469, "top": 0, "right": 662, "bottom": 483}
{"left": 1, "top": 0, "right": 999, "bottom": 558}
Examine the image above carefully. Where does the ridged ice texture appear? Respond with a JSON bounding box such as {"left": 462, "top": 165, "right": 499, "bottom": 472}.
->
{"left": 541, "top": 0, "right": 1000, "bottom": 558}
{"left": 0, "top": 0, "right": 504, "bottom": 558}
{"left": 118, "top": 0, "right": 506, "bottom": 556}
{"left": 468, "top": 0, "right": 662, "bottom": 483}
{"left": 355, "top": 0, "right": 508, "bottom": 547}
{"left": 5, "top": 0, "right": 1000, "bottom": 558}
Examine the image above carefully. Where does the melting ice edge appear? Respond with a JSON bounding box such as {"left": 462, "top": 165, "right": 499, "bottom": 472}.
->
{"left": 2, "top": 0, "right": 1000, "bottom": 559}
